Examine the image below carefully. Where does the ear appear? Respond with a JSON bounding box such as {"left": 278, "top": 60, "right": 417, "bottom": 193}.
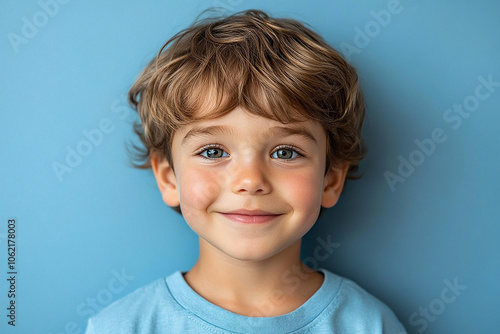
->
{"left": 150, "top": 152, "right": 180, "bottom": 207}
{"left": 321, "top": 162, "right": 349, "bottom": 208}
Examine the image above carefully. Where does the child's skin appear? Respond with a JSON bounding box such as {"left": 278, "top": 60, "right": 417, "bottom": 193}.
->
{"left": 151, "top": 106, "right": 348, "bottom": 317}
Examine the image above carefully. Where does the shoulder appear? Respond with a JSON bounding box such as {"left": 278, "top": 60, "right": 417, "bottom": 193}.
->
{"left": 84, "top": 273, "right": 180, "bottom": 334}
{"left": 317, "top": 269, "right": 407, "bottom": 333}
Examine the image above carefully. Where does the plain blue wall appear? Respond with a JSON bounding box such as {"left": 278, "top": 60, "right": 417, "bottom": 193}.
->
{"left": 1, "top": 0, "right": 499, "bottom": 333}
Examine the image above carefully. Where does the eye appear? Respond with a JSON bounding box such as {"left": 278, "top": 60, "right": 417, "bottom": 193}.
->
{"left": 198, "top": 146, "right": 229, "bottom": 159}
{"left": 271, "top": 146, "right": 303, "bottom": 160}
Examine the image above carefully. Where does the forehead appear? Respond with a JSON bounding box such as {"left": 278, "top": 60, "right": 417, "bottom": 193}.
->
{"left": 174, "top": 107, "right": 326, "bottom": 146}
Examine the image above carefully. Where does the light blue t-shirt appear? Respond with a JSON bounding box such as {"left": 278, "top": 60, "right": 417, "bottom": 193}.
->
{"left": 85, "top": 269, "right": 406, "bottom": 333}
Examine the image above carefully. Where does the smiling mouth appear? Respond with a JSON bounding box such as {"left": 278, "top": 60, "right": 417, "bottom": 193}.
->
{"left": 219, "top": 212, "right": 282, "bottom": 224}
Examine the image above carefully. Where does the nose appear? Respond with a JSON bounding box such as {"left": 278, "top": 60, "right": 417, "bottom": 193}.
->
{"left": 230, "top": 157, "right": 271, "bottom": 195}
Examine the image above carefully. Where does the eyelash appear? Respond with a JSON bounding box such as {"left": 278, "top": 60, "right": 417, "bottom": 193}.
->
{"left": 272, "top": 145, "right": 306, "bottom": 160}
{"left": 196, "top": 144, "right": 227, "bottom": 160}
{"left": 195, "top": 144, "right": 305, "bottom": 161}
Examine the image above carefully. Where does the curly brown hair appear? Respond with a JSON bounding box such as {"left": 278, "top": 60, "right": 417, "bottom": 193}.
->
{"left": 128, "top": 9, "right": 366, "bottom": 215}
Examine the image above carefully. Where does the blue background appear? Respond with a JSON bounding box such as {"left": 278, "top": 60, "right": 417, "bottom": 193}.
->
{"left": 1, "top": 0, "right": 499, "bottom": 333}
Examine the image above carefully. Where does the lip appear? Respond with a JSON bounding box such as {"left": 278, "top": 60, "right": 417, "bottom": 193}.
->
{"left": 220, "top": 209, "right": 282, "bottom": 224}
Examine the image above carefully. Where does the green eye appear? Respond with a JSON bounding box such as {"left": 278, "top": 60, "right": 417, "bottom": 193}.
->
{"left": 271, "top": 147, "right": 301, "bottom": 160}
{"left": 199, "top": 147, "right": 229, "bottom": 159}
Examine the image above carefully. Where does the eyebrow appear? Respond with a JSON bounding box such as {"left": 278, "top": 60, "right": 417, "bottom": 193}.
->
{"left": 181, "top": 125, "right": 237, "bottom": 145}
{"left": 268, "top": 126, "right": 318, "bottom": 144}
{"left": 181, "top": 124, "right": 317, "bottom": 145}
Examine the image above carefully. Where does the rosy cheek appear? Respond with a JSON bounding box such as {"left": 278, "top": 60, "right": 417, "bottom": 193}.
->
{"left": 286, "top": 172, "right": 323, "bottom": 216}
{"left": 179, "top": 167, "right": 222, "bottom": 213}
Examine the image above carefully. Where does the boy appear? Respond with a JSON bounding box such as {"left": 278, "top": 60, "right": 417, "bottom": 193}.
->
{"left": 86, "top": 9, "right": 406, "bottom": 333}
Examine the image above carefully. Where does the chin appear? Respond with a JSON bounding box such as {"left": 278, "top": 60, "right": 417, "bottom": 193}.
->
{"left": 219, "top": 240, "right": 293, "bottom": 263}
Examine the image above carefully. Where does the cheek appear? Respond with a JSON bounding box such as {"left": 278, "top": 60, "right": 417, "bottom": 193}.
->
{"left": 178, "top": 167, "right": 223, "bottom": 213}
{"left": 283, "top": 170, "right": 323, "bottom": 215}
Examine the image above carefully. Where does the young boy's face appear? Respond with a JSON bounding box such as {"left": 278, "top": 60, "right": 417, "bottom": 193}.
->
{"left": 152, "top": 107, "right": 347, "bottom": 262}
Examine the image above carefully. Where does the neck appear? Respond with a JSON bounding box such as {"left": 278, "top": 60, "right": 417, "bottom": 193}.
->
{"left": 183, "top": 237, "right": 324, "bottom": 317}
